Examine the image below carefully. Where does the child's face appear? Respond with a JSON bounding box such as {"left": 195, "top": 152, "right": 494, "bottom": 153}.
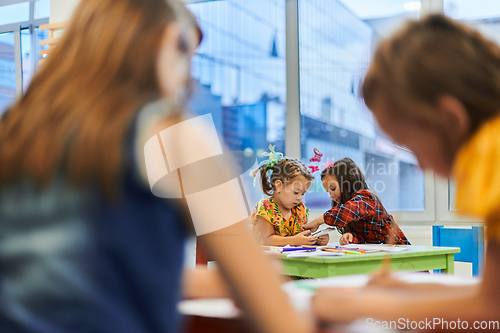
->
{"left": 157, "top": 23, "right": 199, "bottom": 99}
{"left": 275, "top": 175, "right": 311, "bottom": 210}
{"left": 322, "top": 175, "right": 341, "bottom": 204}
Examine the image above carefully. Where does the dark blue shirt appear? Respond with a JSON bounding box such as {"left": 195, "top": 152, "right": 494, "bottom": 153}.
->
{"left": 0, "top": 103, "right": 190, "bottom": 333}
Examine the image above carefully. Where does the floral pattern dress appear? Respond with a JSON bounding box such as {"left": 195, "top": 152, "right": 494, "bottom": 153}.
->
{"left": 250, "top": 198, "right": 309, "bottom": 239}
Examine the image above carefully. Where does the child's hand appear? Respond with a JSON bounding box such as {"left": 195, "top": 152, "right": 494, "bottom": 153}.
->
{"left": 292, "top": 230, "right": 318, "bottom": 246}
{"left": 316, "top": 234, "right": 329, "bottom": 246}
{"left": 301, "top": 216, "right": 323, "bottom": 232}
{"left": 339, "top": 232, "right": 353, "bottom": 245}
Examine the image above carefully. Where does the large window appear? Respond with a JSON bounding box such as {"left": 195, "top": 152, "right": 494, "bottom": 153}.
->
{"left": 0, "top": 0, "right": 50, "bottom": 115}
{"left": 186, "top": 0, "right": 430, "bottom": 215}
{"left": 187, "top": 0, "right": 286, "bottom": 206}
{"left": 299, "top": 0, "right": 425, "bottom": 212}
{"left": 0, "top": 3, "right": 30, "bottom": 25}
{"left": 185, "top": 0, "right": 484, "bottom": 223}
{"left": 0, "top": 31, "right": 16, "bottom": 113}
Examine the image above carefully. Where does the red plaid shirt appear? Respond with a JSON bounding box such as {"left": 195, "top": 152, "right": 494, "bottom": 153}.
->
{"left": 323, "top": 190, "right": 410, "bottom": 245}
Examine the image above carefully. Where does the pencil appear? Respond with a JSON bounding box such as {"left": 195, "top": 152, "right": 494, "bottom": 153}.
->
{"left": 343, "top": 250, "right": 362, "bottom": 255}
{"left": 321, "top": 247, "right": 343, "bottom": 253}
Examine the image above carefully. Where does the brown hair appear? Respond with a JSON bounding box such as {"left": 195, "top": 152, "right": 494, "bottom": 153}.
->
{"left": 321, "top": 157, "right": 381, "bottom": 205}
{"left": 321, "top": 157, "right": 382, "bottom": 235}
{"left": 255, "top": 158, "right": 314, "bottom": 196}
{"left": 0, "top": 0, "right": 201, "bottom": 197}
{"left": 363, "top": 14, "right": 500, "bottom": 138}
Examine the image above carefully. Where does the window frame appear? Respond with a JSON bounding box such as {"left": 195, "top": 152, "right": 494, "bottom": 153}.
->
{"left": 37, "top": 0, "right": 477, "bottom": 226}
{"left": 435, "top": 176, "right": 481, "bottom": 225}
{"left": 0, "top": 0, "right": 49, "bottom": 98}
{"left": 288, "top": 0, "right": 444, "bottom": 223}
{"left": 189, "top": 0, "right": 452, "bottom": 224}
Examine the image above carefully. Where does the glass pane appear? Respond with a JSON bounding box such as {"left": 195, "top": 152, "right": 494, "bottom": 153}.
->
{"left": 445, "top": 1, "right": 500, "bottom": 46}
{"left": 36, "top": 27, "right": 50, "bottom": 64}
{"left": 0, "top": 3, "right": 29, "bottom": 25}
{"left": 36, "top": 0, "right": 51, "bottom": 19}
{"left": 0, "top": 32, "right": 16, "bottom": 115}
{"left": 445, "top": 0, "right": 500, "bottom": 19}
{"left": 187, "top": 0, "right": 286, "bottom": 205}
{"left": 21, "top": 28, "right": 48, "bottom": 94}
{"left": 299, "top": 0, "right": 425, "bottom": 211}
{"left": 21, "top": 28, "right": 31, "bottom": 91}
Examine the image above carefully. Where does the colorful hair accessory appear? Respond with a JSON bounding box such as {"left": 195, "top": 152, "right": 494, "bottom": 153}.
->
{"left": 308, "top": 166, "right": 319, "bottom": 173}
{"left": 309, "top": 148, "right": 323, "bottom": 163}
{"left": 260, "top": 144, "right": 283, "bottom": 170}
{"left": 251, "top": 144, "right": 285, "bottom": 187}
{"left": 322, "top": 160, "right": 335, "bottom": 171}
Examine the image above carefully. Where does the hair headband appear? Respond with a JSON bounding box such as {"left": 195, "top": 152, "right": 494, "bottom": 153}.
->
{"left": 250, "top": 144, "right": 285, "bottom": 187}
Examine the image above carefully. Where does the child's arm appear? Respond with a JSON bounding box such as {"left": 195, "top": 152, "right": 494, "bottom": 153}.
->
{"left": 312, "top": 240, "right": 500, "bottom": 328}
{"left": 313, "top": 283, "right": 483, "bottom": 325}
{"left": 257, "top": 216, "right": 318, "bottom": 246}
{"left": 199, "top": 221, "right": 314, "bottom": 333}
{"left": 322, "top": 192, "right": 373, "bottom": 227}
{"left": 339, "top": 232, "right": 352, "bottom": 245}
{"left": 182, "top": 267, "right": 230, "bottom": 299}
{"left": 316, "top": 234, "right": 329, "bottom": 246}
{"left": 303, "top": 192, "right": 373, "bottom": 232}
{"left": 140, "top": 114, "right": 312, "bottom": 333}
{"left": 339, "top": 232, "right": 363, "bottom": 245}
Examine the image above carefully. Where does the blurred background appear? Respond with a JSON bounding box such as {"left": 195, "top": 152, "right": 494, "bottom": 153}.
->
{"left": 2, "top": 0, "right": 497, "bottom": 275}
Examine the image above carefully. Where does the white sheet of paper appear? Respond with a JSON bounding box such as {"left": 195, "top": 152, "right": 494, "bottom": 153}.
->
{"left": 341, "top": 244, "right": 408, "bottom": 252}
{"left": 311, "top": 227, "right": 336, "bottom": 237}
{"left": 286, "top": 250, "right": 344, "bottom": 258}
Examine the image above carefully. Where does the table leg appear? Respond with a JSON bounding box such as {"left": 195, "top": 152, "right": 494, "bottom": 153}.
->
{"left": 440, "top": 254, "right": 455, "bottom": 274}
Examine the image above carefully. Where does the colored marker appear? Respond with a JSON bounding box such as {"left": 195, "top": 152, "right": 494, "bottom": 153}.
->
{"left": 342, "top": 250, "right": 362, "bottom": 255}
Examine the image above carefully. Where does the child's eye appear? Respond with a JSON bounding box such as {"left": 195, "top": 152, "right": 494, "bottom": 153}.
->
{"left": 179, "top": 35, "right": 189, "bottom": 53}
{"left": 294, "top": 191, "right": 299, "bottom": 194}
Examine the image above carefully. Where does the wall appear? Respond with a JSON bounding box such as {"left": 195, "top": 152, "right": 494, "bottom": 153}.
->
{"left": 50, "top": 0, "right": 80, "bottom": 24}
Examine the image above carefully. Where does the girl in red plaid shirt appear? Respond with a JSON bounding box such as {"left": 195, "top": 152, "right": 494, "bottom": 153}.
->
{"left": 303, "top": 157, "right": 410, "bottom": 245}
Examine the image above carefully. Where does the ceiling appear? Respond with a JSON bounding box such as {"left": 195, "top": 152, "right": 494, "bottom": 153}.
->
{"left": 340, "top": 0, "right": 500, "bottom": 20}
{"left": 185, "top": 0, "right": 500, "bottom": 23}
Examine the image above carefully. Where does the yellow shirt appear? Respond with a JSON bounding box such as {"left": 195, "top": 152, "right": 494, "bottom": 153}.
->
{"left": 453, "top": 115, "right": 500, "bottom": 240}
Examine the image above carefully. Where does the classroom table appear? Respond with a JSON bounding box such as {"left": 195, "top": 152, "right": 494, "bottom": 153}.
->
{"left": 183, "top": 315, "right": 376, "bottom": 333}
{"left": 273, "top": 245, "right": 460, "bottom": 278}
{"left": 180, "top": 270, "right": 479, "bottom": 333}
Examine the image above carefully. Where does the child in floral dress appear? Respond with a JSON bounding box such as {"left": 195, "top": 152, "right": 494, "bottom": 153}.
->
{"left": 250, "top": 145, "right": 329, "bottom": 246}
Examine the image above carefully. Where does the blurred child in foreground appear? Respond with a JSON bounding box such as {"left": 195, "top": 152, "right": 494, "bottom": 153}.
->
{"left": 312, "top": 15, "right": 500, "bottom": 331}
